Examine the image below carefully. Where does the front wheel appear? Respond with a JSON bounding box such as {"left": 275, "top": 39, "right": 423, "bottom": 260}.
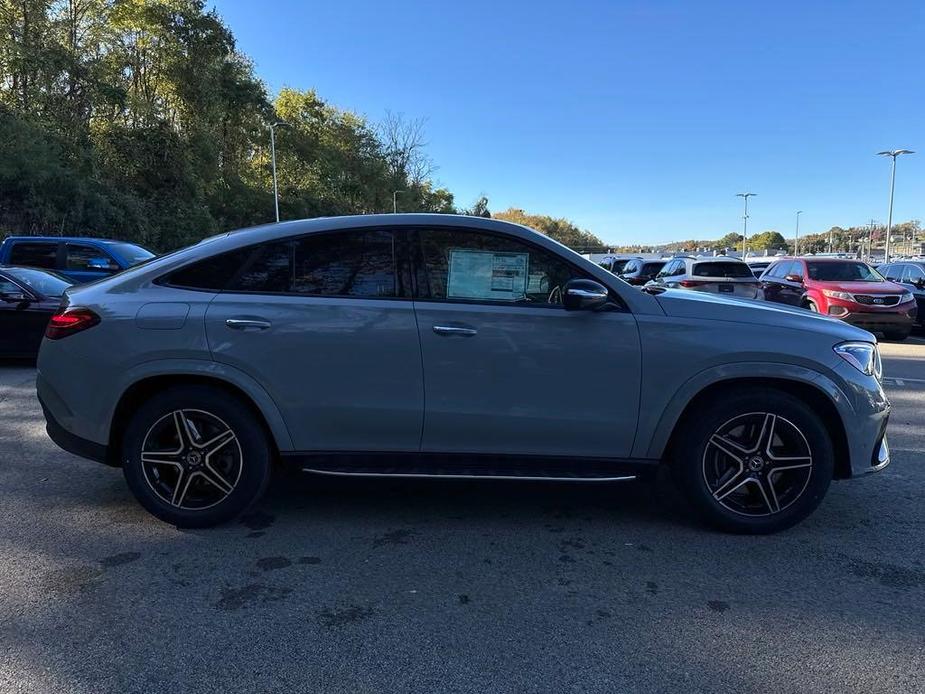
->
{"left": 121, "top": 385, "right": 272, "bottom": 528}
{"left": 672, "top": 389, "right": 834, "bottom": 534}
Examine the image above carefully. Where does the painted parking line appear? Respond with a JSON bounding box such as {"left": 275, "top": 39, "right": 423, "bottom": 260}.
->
{"left": 882, "top": 376, "right": 925, "bottom": 387}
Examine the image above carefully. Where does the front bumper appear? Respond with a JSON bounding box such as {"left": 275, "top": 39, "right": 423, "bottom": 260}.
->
{"left": 841, "top": 310, "right": 916, "bottom": 334}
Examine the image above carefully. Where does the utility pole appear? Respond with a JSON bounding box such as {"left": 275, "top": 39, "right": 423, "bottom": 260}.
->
{"left": 736, "top": 193, "right": 756, "bottom": 258}
{"left": 392, "top": 190, "right": 403, "bottom": 213}
{"left": 794, "top": 211, "right": 802, "bottom": 255}
{"left": 877, "top": 149, "right": 915, "bottom": 262}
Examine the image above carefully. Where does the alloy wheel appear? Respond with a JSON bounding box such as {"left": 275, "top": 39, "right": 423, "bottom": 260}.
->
{"left": 702, "top": 412, "right": 813, "bottom": 517}
{"left": 140, "top": 409, "right": 243, "bottom": 510}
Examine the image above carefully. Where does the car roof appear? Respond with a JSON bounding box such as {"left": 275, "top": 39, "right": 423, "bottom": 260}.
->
{"left": 690, "top": 256, "right": 747, "bottom": 263}
{"left": 1, "top": 236, "right": 139, "bottom": 245}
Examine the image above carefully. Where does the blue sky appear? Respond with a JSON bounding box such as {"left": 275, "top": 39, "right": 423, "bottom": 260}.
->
{"left": 211, "top": 0, "right": 924, "bottom": 245}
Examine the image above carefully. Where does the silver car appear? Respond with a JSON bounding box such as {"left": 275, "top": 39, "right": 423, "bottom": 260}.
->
{"left": 649, "top": 256, "right": 761, "bottom": 299}
{"left": 37, "top": 215, "right": 891, "bottom": 533}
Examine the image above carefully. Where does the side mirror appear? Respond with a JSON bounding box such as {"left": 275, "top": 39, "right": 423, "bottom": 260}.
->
{"left": 1, "top": 291, "right": 27, "bottom": 304}
{"left": 784, "top": 274, "right": 803, "bottom": 283}
{"left": 564, "top": 279, "right": 610, "bottom": 311}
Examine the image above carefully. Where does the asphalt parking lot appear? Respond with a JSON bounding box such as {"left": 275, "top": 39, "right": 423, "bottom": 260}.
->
{"left": 1, "top": 339, "right": 924, "bottom": 694}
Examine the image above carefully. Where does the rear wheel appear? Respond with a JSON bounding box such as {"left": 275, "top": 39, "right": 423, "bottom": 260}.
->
{"left": 121, "top": 385, "right": 272, "bottom": 528}
{"left": 672, "top": 389, "right": 834, "bottom": 534}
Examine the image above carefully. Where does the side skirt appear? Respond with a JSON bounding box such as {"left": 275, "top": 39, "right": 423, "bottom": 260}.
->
{"left": 280, "top": 451, "right": 660, "bottom": 482}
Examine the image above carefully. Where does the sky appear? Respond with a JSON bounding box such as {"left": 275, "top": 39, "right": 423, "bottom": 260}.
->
{"left": 211, "top": 0, "right": 924, "bottom": 245}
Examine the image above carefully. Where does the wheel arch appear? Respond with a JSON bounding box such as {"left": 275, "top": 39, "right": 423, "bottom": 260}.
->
{"left": 106, "top": 366, "right": 293, "bottom": 466}
{"left": 656, "top": 376, "right": 852, "bottom": 480}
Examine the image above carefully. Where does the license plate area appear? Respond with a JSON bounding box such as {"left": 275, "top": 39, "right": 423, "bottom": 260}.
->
{"left": 718, "top": 284, "right": 734, "bottom": 293}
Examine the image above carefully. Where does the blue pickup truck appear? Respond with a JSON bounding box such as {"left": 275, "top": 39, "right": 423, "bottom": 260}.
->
{"left": 0, "top": 237, "right": 155, "bottom": 283}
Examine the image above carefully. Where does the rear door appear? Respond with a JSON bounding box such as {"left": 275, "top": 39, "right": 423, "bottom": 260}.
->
{"left": 64, "top": 243, "right": 120, "bottom": 283}
{"left": 778, "top": 260, "right": 806, "bottom": 306}
{"left": 204, "top": 228, "right": 424, "bottom": 452}
{"left": 411, "top": 226, "right": 641, "bottom": 459}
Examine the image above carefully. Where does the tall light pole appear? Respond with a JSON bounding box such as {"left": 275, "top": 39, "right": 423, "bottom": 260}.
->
{"left": 392, "top": 190, "right": 404, "bottom": 213}
{"left": 794, "top": 210, "right": 803, "bottom": 256}
{"left": 268, "top": 121, "right": 289, "bottom": 223}
{"left": 877, "top": 149, "right": 914, "bottom": 262}
{"left": 736, "top": 193, "right": 756, "bottom": 257}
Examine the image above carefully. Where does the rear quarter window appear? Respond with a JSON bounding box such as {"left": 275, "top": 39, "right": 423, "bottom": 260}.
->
{"left": 163, "top": 247, "right": 256, "bottom": 290}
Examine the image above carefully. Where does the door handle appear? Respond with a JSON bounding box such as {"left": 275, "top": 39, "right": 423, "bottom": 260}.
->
{"left": 226, "top": 318, "right": 271, "bottom": 331}
{"left": 433, "top": 324, "right": 477, "bottom": 337}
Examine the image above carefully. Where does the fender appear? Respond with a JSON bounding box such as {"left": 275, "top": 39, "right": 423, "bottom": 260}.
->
{"left": 638, "top": 361, "right": 853, "bottom": 460}
{"left": 107, "top": 358, "right": 294, "bottom": 451}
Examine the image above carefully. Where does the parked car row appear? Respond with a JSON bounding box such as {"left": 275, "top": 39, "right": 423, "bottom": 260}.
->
{"left": 0, "top": 236, "right": 154, "bottom": 357}
{"left": 608, "top": 253, "right": 920, "bottom": 341}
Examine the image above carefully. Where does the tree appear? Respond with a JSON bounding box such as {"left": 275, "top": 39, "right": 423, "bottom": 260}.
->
{"left": 492, "top": 208, "right": 607, "bottom": 251}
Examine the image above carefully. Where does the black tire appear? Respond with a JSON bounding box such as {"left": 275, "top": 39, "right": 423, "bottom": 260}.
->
{"left": 671, "top": 388, "right": 834, "bottom": 534}
{"left": 883, "top": 330, "right": 910, "bottom": 342}
{"left": 804, "top": 300, "right": 819, "bottom": 313}
{"left": 121, "top": 385, "right": 272, "bottom": 528}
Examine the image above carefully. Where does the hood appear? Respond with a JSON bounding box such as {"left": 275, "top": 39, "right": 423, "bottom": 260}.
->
{"left": 653, "top": 289, "right": 874, "bottom": 342}
{"left": 809, "top": 280, "right": 905, "bottom": 295}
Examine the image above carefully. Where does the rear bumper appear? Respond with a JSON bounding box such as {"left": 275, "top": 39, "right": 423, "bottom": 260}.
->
{"left": 40, "top": 397, "right": 111, "bottom": 465}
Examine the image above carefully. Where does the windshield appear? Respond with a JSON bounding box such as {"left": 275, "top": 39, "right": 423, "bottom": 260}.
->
{"left": 806, "top": 261, "right": 884, "bottom": 282}
{"left": 693, "top": 261, "right": 754, "bottom": 278}
{"left": 4, "top": 267, "right": 73, "bottom": 296}
{"left": 106, "top": 242, "right": 155, "bottom": 266}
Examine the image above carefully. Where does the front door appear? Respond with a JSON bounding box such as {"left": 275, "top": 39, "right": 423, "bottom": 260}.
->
{"left": 64, "top": 243, "right": 119, "bottom": 283}
{"left": 412, "top": 227, "right": 641, "bottom": 459}
{"left": 204, "top": 228, "right": 423, "bottom": 452}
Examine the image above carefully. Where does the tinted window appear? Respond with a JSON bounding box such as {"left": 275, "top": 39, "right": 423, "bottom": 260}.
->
{"left": 656, "top": 261, "right": 676, "bottom": 278}
{"left": 418, "top": 228, "right": 578, "bottom": 305}
{"left": 642, "top": 261, "right": 666, "bottom": 276}
{"left": 9, "top": 242, "right": 58, "bottom": 269}
{"left": 66, "top": 244, "right": 118, "bottom": 271}
{"left": 692, "top": 261, "right": 753, "bottom": 278}
{"left": 765, "top": 262, "right": 785, "bottom": 279}
{"left": 106, "top": 242, "right": 155, "bottom": 266}
{"left": 3, "top": 267, "right": 72, "bottom": 296}
{"left": 166, "top": 247, "right": 256, "bottom": 291}
{"left": 902, "top": 264, "right": 925, "bottom": 282}
{"left": 622, "top": 260, "right": 639, "bottom": 274}
{"left": 806, "top": 261, "right": 883, "bottom": 282}
{"left": 230, "top": 230, "right": 399, "bottom": 298}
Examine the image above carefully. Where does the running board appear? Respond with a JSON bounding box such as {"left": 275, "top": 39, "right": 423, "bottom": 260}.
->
{"left": 281, "top": 451, "right": 655, "bottom": 482}
{"left": 302, "top": 468, "right": 637, "bottom": 482}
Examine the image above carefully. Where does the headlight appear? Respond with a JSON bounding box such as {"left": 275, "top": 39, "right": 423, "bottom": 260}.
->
{"left": 899, "top": 292, "right": 915, "bottom": 304}
{"left": 823, "top": 289, "right": 854, "bottom": 301}
{"left": 834, "top": 341, "right": 882, "bottom": 379}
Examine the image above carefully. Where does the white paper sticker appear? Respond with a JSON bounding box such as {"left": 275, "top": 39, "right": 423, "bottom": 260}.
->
{"left": 447, "top": 249, "right": 529, "bottom": 301}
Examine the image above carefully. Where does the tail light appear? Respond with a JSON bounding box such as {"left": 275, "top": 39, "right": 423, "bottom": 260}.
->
{"left": 45, "top": 307, "right": 100, "bottom": 340}
{"left": 679, "top": 280, "right": 707, "bottom": 287}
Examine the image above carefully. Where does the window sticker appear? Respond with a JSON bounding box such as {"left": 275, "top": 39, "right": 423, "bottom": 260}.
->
{"left": 447, "top": 249, "right": 529, "bottom": 301}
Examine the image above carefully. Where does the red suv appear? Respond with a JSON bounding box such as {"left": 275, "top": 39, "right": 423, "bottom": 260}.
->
{"left": 760, "top": 257, "right": 917, "bottom": 340}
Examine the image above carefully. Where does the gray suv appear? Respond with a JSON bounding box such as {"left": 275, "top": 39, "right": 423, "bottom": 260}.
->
{"left": 37, "top": 215, "right": 891, "bottom": 533}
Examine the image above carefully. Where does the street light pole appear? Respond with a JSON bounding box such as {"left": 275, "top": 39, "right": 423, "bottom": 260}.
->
{"left": 392, "top": 190, "right": 404, "bottom": 213}
{"left": 877, "top": 149, "right": 914, "bottom": 262}
{"left": 795, "top": 210, "right": 802, "bottom": 256}
{"left": 268, "top": 121, "right": 289, "bottom": 223}
{"left": 736, "top": 193, "right": 756, "bottom": 257}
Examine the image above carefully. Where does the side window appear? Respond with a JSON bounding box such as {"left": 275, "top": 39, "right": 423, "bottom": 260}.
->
{"left": 623, "top": 260, "right": 638, "bottom": 274}
{"left": 880, "top": 264, "right": 899, "bottom": 281}
{"left": 229, "top": 230, "right": 401, "bottom": 298}
{"left": 9, "top": 242, "right": 58, "bottom": 269}
{"left": 656, "top": 261, "right": 675, "bottom": 278}
{"left": 671, "top": 261, "right": 687, "bottom": 277}
{"left": 66, "top": 244, "right": 118, "bottom": 272}
{"left": 902, "top": 264, "right": 925, "bottom": 283}
{"left": 790, "top": 261, "right": 805, "bottom": 279}
{"left": 0, "top": 277, "right": 21, "bottom": 294}
{"left": 417, "top": 228, "right": 578, "bottom": 305}
{"left": 164, "top": 247, "right": 256, "bottom": 291}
